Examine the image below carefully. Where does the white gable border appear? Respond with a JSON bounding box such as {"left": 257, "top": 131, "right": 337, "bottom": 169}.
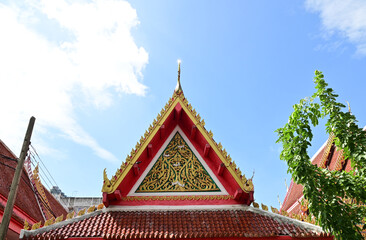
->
{"left": 128, "top": 126, "right": 228, "bottom": 196}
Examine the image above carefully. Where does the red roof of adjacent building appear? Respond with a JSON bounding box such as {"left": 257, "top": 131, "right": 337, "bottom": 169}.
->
{"left": 20, "top": 207, "right": 332, "bottom": 240}
{"left": 281, "top": 134, "right": 354, "bottom": 214}
{"left": 0, "top": 139, "right": 67, "bottom": 234}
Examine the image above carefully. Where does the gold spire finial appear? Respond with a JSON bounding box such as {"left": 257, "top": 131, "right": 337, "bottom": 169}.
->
{"left": 175, "top": 59, "right": 183, "bottom": 93}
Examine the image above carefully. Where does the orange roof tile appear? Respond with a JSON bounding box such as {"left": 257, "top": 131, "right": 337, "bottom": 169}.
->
{"left": 21, "top": 207, "right": 332, "bottom": 239}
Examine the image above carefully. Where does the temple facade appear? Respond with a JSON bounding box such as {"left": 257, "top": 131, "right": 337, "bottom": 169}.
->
{"left": 21, "top": 65, "right": 333, "bottom": 240}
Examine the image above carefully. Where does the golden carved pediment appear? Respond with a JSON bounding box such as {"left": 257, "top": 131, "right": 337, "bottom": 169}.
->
{"left": 136, "top": 132, "right": 219, "bottom": 192}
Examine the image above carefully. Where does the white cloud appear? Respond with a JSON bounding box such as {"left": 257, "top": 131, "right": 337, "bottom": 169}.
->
{"left": 306, "top": 0, "right": 366, "bottom": 55}
{"left": 0, "top": 0, "right": 148, "bottom": 162}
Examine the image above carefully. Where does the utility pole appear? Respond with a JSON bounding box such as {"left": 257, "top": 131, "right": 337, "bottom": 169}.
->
{"left": 0, "top": 117, "right": 35, "bottom": 240}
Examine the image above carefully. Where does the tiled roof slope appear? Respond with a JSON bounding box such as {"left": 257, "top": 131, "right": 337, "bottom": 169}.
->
{"left": 0, "top": 139, "right": 67, "bottom": 223}
{"left": 0, "top": 139, "right": 44, "bottom": 222}
{"left": 281, "top": 134, "right": 354, "bottom": 213}
{"left": 21, "top": 207, "right": 332, "bottom": 239}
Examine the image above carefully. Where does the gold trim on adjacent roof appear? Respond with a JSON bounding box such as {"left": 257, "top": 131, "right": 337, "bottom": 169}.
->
{"left": 319, "top": 133, "right": 335, "bottom": 169}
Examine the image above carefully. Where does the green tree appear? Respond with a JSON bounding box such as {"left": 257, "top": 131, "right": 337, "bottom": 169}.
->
{"left": 276, "top": 71, "right": 366, "bottom": 239}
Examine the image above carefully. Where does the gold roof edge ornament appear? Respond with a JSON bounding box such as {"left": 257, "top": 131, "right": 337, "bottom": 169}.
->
{"left": 174, "top": 59, "right": 183, "bottom": 93}
{"left": 31, "top": 221, "right": 42, "bottom": 230}
{"left": 24, "top": 219, "right": 30, "bottom": 230}
{"left": 101, "top": 62, "right": 254, "bottom": 194}
{"left": 102, "top": 168, "right": 112, "bottom": 193}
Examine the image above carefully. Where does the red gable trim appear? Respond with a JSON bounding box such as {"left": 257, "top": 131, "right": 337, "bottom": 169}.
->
{"left": 104, "top": 99, "right": 253, "bottom": 207}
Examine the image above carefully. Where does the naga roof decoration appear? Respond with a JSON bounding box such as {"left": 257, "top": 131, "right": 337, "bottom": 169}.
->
{"left": 32, "top": 164, "right": 53, "bottom": 220}
{"left": 102, "top": 78, "right": 254, "bottom": 199}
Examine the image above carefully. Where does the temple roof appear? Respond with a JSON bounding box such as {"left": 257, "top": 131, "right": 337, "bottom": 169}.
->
{"left": 281, "top": 133, "right": 353, "bottom": 213}
{"left": 20, "top": 205, "right": 332, "bottom": 240}
{"left": 102, "top": 66, "right": 254, "bottom": 207}
{"left": 0, "top": 139, "right": 67, "bottom": 235}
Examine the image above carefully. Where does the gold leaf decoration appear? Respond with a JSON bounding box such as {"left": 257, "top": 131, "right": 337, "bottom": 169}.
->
{"left": 261, "top": 203, "right": 268, "bottom": 211}
{"left": 271, "top": 206, "right": 279, "bottom": 214}
{"left": 102, "top": 168, "right": 112, "bottom": 193}
{"left": 208, "top": 130, "right": 213, "bottom": 138}
{"left": 87, "top": 205, "right": 96, "bottom": 213}
{"left": 200, "top": 119, "right": 205, "bottom": 127}
{"left": 243, "top": 179, "right": 254, "bottom": 192}
{"left": 231, "top": 161, "right": 237, "bottom": 170}
{"left": 77, "top": 208, "right": 86, "bottom": 216}
{"left": 44, "top": 217, "right": 55, "bottom": 227}
{"left": 217, "top": 142, "right": 223, "bottom": 150}
{"left": 122, "top": 195, "right": 233, "bottom": 201}
{"left": 24, "top": 219, "right": 30, "bottom": 230}
{"left": 136, "top": 132, "right": 220, "bottom": 192}
{"left": 196, "top": 114, "right": 201, "bottom": 122}
{"left": 187, "top": 104, "right": 192, "bottom": 111}
{"left": 252, "top": 202, "right": 259, "bottom": 208}
{"left": 222, "top": 149, "right": 227, "bottom": 157}
{"left": 55, "top": 215, "right": 63, "bottom": 223}
{"left": 31, "top": 221, "right": 42, "bottom": 230}
{"left": 66, "top": 211, "right": 74, "bottom": 220}
{"left": 97, "top": 203, "right": 104, "bottom": 210}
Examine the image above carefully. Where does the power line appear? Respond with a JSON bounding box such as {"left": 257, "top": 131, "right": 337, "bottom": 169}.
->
{"left": 0, "top": 159, "right": 57, "bottom": 218}
{"left": 28, "top": 145, "right": 69, "bottom": 207}
{"left": 29, "top": 153, "right": 53, "bottom": 190}
{"left": 0, "top": 154, "right": 17, "bottom": 162}
{"left": 30, "top": 145, "right": 59, "bottom": 187}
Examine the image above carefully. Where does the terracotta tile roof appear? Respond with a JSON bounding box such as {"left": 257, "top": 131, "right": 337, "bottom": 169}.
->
{"left": 0, "top": 139, "right": 44, "bottom": 222}
{"left": 21, "top": 207, "right": 332, "bottom": 239}
{"left": 0, "top": 139, "right": 67, "bottom": 224}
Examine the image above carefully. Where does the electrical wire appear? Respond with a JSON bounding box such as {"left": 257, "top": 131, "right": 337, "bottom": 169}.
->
{"left": 28, "top": 145, "right": 69, "bottom": 206}
{"left": 0, "top": 153, "right": 17, "bottom": 162}
{"left": 28, "top": 153, "right": 52, "bottom": 190}
{"left": 0, "top": 159, "right": 57, "bottom": 218}
{"left": 30, "top": 145, "right": 59, "bottom": 187}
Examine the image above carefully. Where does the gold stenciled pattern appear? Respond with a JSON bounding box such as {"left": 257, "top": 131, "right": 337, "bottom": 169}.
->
{"left": 136, "top": 132, "right": 220, "bottom": 192}
{"left": 122, "top": 195, "right": 233, "bottom": 201}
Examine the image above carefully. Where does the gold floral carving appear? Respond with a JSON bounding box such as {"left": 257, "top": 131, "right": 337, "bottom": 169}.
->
{"left": 66, "top": 211, "right": 74, "bottom": 220}
{"left": 97, "top": 203, "right": 104, "bottom": 210}
{"left": 137, "top": 132, "right": 220, "bottom": 192}
{"left": 87, "top": 205, "right": 95, "bottom": 213}
{"left": 24, "top": 219, "right": 30, "bottom": 230}
{"left": 122, "top": 195, "right": 234, "bottom": 201}
{"left": 31, "top": 221, "right": 41, "bottom": 230}
{"left": 44, "top": 217, "right": 55, "bottom": 227}
{"left": 77, "top": 208, "right": 86, "bottom": 216}
{"left": 271, "top": 206, "right": 279, "bottom": 214}
{"left": 55, "top": 215, "right": 63, "bottom": 223}
{"left": 261, "top": 203, "right": 268, "bottom": 211}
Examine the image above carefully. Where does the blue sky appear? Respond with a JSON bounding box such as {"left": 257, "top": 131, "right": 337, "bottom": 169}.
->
{"left": 1, "top": 0, "right": 366, "bottom": 209}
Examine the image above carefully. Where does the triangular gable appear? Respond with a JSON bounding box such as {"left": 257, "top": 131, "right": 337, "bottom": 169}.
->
{"left": 129, "top": 126, "right": 227, "bottom": 196}
{"left": 102, "top": 87, "right": 254, "bottom": 206}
